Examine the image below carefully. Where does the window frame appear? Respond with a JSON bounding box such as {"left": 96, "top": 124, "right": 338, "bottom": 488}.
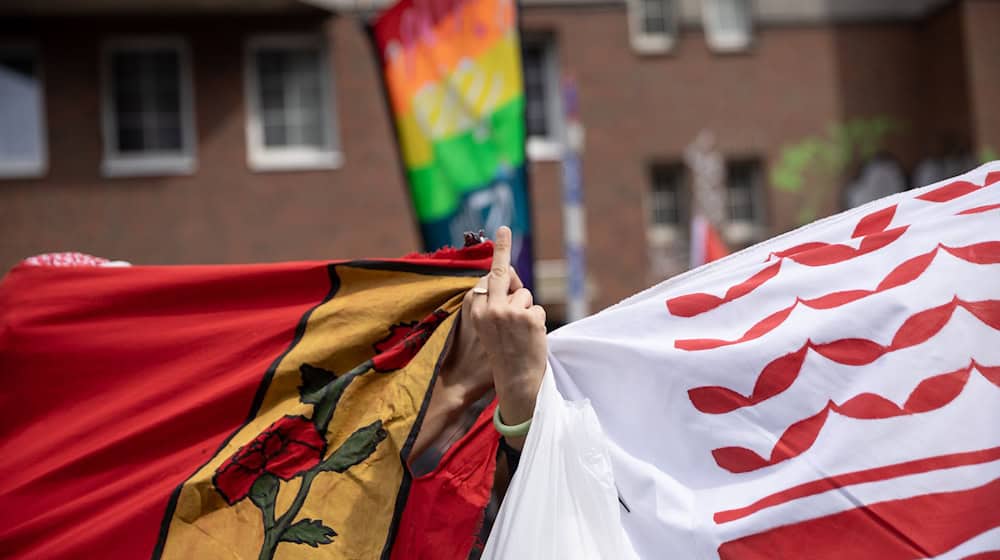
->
{"left": 100, "top": 36, "right": 197, "bottom": 178}
{"left": 627, "top": 0, "right": 679, "bottom": 55}
{"left": 0, "top": 43, "right": 49, "bottom": 179}
{"left": 243, "top": 33, "right": 342, "bottom": 173}
{"left": 520, "top": 34, "right": 563, "bottom": 162}
{"left": 702, "top": 0, "right": 754, "bottom": 53}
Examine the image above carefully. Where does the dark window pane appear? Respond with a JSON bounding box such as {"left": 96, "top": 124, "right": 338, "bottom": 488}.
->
{"left": 112, "top": 52, "right": 143, "bottom": 85}
{"left": 115, "top": 88, "right": 143, "bottom": 114}
{"left": 650, "top": 164, "right": 684, "bottom": 226}
{"left": 256, "top": 51, "right": 284, "bottom": 76}
{"left": 521, "top": 43, "right": 548, "bottom": 137}
{"left": 301, "top": 121, "right": 323, "bottom": 147}
{"left": 0, "top": 52, "right": 36, "bottom": 78}
{"left": 117, "top": 126, "right": 145, "bottom": 152}
{"left": 726, "top": 161, "right": 760, "bottom": 222}
{"left": 642, "top": 0, "right": 675, "bottom": 35}
{"left": 110, "top": 47, "right": 184, "bottom": 155}
{"left": 263, "top": 123, "right": 287, "bottom": 147}
{"left": 154, "top": 125, "right": 182, "bottom": 150}
{"left": 260, "top": 81, "right": 284, "bottom": 112}
{"left": 0, "top": 50, "right": 45, "bottom": 163}
{"left": 254, "top": 46, "right": 328, "bottom": 149}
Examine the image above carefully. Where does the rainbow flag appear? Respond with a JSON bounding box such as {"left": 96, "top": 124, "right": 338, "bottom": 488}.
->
{"left": 371, "top": 0, "right": 535, "bottom": 285}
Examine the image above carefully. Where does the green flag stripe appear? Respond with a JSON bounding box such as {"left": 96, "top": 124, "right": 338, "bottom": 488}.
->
{"left": 407, "top": 97, "right": 526, "bottom": 222}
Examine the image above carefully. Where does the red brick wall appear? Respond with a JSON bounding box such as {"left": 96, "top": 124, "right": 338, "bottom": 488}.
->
{"left": 963, "top": 0, "right": 1000, "bottom": 155}
{"left": 0, "top": 14, "right": 420, "bottom": 270}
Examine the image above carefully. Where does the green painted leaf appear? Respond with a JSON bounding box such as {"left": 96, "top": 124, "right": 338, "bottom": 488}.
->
{"left": 279, "top": 518, "right": 336, "bottom": 547}
{"left": 298, "top": 364, "right": 337, "bottom": 405}
{"left": 319, "top": 420, "right": 387, "bottom": 473}
{"left": 312, "top": 361, "right": 373, "bottom": 432}
{"left": 249, "top": 473, "right": 278, "bottom": 511}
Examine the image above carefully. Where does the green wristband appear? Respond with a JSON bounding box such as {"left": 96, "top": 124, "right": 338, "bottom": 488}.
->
{"left": 493, "top": 406, "right": 532, "bottom": 438}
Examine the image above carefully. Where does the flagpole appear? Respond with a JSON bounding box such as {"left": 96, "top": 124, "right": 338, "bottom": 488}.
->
{"left": 561, "top": 77, "right": 587, "bottom": 322}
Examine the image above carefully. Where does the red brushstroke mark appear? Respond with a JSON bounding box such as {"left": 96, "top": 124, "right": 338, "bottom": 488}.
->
{"left": 852, "top": 205, "right": 897, "bottom": 238}
{"left": 918, "top": 180, "right": 984, "bottom": 202}
{"left": 958, "top": 203, "right": 1000, "bottom": 215}
{"left": 770, "top": 242, "right": 828, "bottom": 260}
{"left": 666, "top": 262, "right": 782, "bottom": 317}
{"left": 812, "top": 338, "right": 886, "bottom": 365}
{"left": 689, "top": 346, "right": 808, "bottom": 414}
{"left": 915, "top": 170, "right": 1000, "bottom": 203}
{"left": 675, "top": 243, "right": 997, "bottom": 352}
{"left": 717, "top": 477, "right": 1000, "bottom": 560}
{"left": 889, "top": 299, "right": 957, "bottom": 349}
{"left": 714, "top": 446, "right": 1000, "bottom": 524}
{"left": 941, "top": 241, "right": 1000, "bottom": 264}
{"left": 708, "top": 361, "right": 999, "bottom": 474}
{"left": 964, "top": 552, "right": 1000, "bottom": 560}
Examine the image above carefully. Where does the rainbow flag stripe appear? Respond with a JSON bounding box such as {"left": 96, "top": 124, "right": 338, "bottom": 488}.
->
{"left": 373, "top": 0, "right": 534, "bottom": 280}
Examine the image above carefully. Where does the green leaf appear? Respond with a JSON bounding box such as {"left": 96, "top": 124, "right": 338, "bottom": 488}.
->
{"left": 249, "top": 473, "right": 278, "bottom": 511}
{"left": 319, "top": 420, "right": 387, "bottom": 473}
{"left": 298, "top": 364, "right": 337, "bottom": 405}
{"left": 278, "top": 518, "right": 336, "bottom": 547}
{"left": 311, "top": 362, "right": 372, "bottom": 432}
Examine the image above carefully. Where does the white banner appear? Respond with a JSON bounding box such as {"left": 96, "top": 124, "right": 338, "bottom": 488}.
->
{"left": 486, "top": 162, "right": 1000, "bottom": 559}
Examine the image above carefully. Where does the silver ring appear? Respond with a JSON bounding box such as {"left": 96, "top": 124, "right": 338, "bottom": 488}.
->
{"left": 472, "top": 286, "right": 489, "bottom": 295}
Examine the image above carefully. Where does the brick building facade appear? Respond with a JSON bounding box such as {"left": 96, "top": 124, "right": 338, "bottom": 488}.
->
{"left": 2, "top": 0, "right": 997, "bottom": 320}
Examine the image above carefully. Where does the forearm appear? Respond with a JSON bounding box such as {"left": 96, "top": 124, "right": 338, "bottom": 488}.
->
{"left": 409, "top": 374, "right": 476, "bottom": 461}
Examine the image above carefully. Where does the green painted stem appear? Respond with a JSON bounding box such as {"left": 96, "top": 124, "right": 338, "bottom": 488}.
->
{"left": 258, "top": 470, "right": 320, "bottom": 560}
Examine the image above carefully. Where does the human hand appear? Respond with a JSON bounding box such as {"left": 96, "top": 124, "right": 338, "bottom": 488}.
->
{"left": 469, "top": 226, "right": 547, "bottom": 444}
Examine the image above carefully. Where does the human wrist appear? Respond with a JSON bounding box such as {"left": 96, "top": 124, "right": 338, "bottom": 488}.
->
{"left": 493, "top": 370, "right": 542, "bottom": 426}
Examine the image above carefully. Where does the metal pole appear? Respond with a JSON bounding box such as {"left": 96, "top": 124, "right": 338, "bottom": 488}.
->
{"left": 561, "top": 77, "right": 587, "bottom": 322}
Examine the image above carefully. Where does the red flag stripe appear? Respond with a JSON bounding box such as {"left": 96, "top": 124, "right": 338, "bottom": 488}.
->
{"left": 957, "top": 203, "right": 1000, "bottom": 216}
{"left": 717, "top": 476, "right": 1000, "bottom": 560}
{"left": 714, "top": 445, "right": 1000, "bottom": 524}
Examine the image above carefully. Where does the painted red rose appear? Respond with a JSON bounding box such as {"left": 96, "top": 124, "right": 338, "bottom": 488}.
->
{"left": 372, "top": 310, "right": 449, "bottom": 372}
{"left": 214, "top": 415, "right": 326, "bottom": 505}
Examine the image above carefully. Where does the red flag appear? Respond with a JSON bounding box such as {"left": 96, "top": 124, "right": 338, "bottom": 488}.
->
{"left": 0, "top": 246, "right": 499, "bottom": 559}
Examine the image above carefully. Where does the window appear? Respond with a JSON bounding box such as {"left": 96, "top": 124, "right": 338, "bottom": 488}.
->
{"left": 724, "top": 160, "right": 765, "bottom": 247}
{"left": 101, "top": 38, "right": 196, "bottom": 177}
{"left": 521, "top": 36, "right": 562, "bottom": 161}
{"left": 702, "top": 0, "right": 753, "bottom": 52}
{"left": 650, "top": 163, "right": 685, "bottom": 226}
{"left": 647, "top": 163, "right": 688, "bottom": 247}
{"left": 628, "top": 0, "right": 678, "bottom": 54}
{"left": 0, "top": 46, "right": 47, "bottom": 179}
{"left": 245, "top": 35, "right": 340, "bottom": 171}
